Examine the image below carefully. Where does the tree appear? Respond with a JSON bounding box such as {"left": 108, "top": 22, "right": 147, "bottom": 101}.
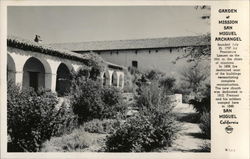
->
{"left": 181, "top": 65, "right": 208, "bottom": 93}
{"left": 174, "top": 34, "right": 211, "bottom": 65}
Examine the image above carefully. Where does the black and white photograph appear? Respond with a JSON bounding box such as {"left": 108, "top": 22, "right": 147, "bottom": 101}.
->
{"left": 6, "top": 6, "right": 211, "bottom": 153}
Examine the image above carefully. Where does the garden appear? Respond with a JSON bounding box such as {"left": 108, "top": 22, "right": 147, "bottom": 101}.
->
{"left": 7, "top": 64, "right": 211, "bottom": 152}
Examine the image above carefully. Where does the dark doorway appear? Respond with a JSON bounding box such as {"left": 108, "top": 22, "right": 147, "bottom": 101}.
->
{"left": 29, "top": 72, "right": 39, "bottom": 91}
{"left": 56, "top": 63, "right": 71, "bottom": 96}
{"left": 23, "top": 57, "right": 46, "bottom": 90}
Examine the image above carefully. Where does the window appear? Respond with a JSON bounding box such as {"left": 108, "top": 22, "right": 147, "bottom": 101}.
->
{"left": 132, "top": 61, "right": 138, "bottom": 68}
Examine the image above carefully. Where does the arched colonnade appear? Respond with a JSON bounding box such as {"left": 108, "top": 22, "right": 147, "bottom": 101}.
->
{"left": 101, "top": 70, "right": 124, "bottom": 89}
{"left": 7, "top": 50, "right": 125, "bottom": 94}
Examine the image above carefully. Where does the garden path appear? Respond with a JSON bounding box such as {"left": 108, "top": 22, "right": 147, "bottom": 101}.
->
{"left": 164, "top": 104, "right": 210, "bottom": 152}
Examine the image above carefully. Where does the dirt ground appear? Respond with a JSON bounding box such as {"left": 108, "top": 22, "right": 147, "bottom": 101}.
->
{"left": 165, "top": 103, "right": 211, "bottom": 152}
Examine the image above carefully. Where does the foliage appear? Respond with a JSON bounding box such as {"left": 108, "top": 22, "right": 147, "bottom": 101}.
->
{"left": 70, "top": 74, "right": 126, "bottom": 123}
{"left": 105, "top": 114, "right": 178, "bottom": 152}
{"left": 179, "top": 65, "right": 210, "bottom": 110}
{"left": 83, "top": 119, "right": 122, "bottom": 134}
{"left": 189, "top": 84, "right": 210, "bottom": 114}
{"left": 101, "top": 86, "right": 127, "bottom": 119}
{"left": 7, "top": 81, "right": 62, "bottom": 152}
{"left": 135, "top": 74, "right": 150, "bottom": 95}
{"left": 70, "top": 79, "right": 104, "bottom": 123}
{"left": 136, "top": 81, "right": 174, "bottom": 112}
{"left": 126, "top": 66, "right": 142, "bottom": 93}
{"left": 105, "top": 80, "right": 179, "bottom": 152}
{"left": 199, "top": 141, "right": 211, "bottom": 152}
{"left": 199, "top": 112, "right": 211, "bottom": 139}
{"left": 41, "top": 128, "right": 105, "bottom": 152}
{"left": 87, "top": 52, "right": 106, "bottom": 70}
{"left": 174, "top": 34, "right": 211, "bottom": 64}
{"left": 159, "top": 77, "right": 176, "bottom": 95}
{"left": 89, "top": 66, "right": 102, "bottom": 81}
{"left": 70, "top": 65, "right": 102, "bottom": 83}
{"left": 53, "top": 101, "right": 79, "bottom": 137}
{"left": 134, "top": 69, "right": 177, "bottom": 97}
{"left": 181, "top": 65, "right": 208, "bottom": 93}
{"left": 144, "top": 69, "right": 165, "bottom": 81}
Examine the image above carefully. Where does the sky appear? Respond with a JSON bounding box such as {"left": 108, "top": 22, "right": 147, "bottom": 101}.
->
{"left": 8, "top": 6, "right": 210, "bottom": 43}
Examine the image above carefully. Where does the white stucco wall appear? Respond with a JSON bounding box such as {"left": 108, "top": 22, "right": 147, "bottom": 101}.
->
{"left": 94, "top": 48, "right": 210, "bottom": 82}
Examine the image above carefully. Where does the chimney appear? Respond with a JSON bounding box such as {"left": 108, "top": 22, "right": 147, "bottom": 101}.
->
{"left": 34, "top": 35, "right": 42, "bottom": 43}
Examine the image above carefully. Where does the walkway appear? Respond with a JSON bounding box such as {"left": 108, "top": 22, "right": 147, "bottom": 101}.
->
{"left": 166, "top": 103, "right": 210, "bottom": 152}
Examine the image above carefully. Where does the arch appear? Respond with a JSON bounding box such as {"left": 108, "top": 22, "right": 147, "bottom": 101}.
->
{"left": 102, "top": 71, "right": 110, "bottom": 86}
{"left": 56, "top": 63, "right": 72, "bottom": 96}
{"left": 119, "top": 74, "right": 123, "bottom": 88}
{"left": 7, "top": 54, "right": 16, "bottom": 83}
{"left": 112, "top": 71, "right": 118, "bottom": 87}
{"left": 22, "top": 57, "right": 48, "bottom": 91}
{"left": 63, "top": 62, "right": 75, "bottom": 73}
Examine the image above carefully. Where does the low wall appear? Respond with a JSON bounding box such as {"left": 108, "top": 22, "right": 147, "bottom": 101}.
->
{"left": 168, "top": 94, "right": 183, "bottom": 108}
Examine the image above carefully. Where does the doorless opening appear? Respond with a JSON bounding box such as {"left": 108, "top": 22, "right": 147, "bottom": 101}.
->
{"left": 29, "top": 72, "right": 39, "bottom": 91}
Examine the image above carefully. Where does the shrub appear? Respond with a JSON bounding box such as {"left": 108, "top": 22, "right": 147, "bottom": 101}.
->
{"left": 101, "top": 86, "right": 127, "bottom": 119}
{"left": 180, "top": 65, "right": 208, "bottom": 93}
{"left": 144, "top": 69, "right": 165, "bottom": 81}
{"left": 70, "top": 78, "right": 126, "bottom": 123}
{"left": 105, "top": 114, "right": 178, "bottom": 152}
{"left": 83, "top": 119, "right": 104, "bottom": 134}
{"left": 199, "top": 141, "right": 211, "bottom": 152}
{"left": 53, "top": 101, "right": 79, "bottom": 137}
{"left": 159, "top": 77, "right": 176, "bottom": 95}
{"left": 189, "top": 84, "right": 210, "bottom": 114}
{"left": 199, "top": 112, "right": 211, "bottom": 139}
{"left": 136, "top": 81, "right": 174, "bottom": 113}
{"left": 134, "top": 69, "right": 177, "bottom": 96}
{"left": 83, "top": 119, "right": 122, "bottom": 134}
{"left": 70, "top": 80, "right": 104, "bottom": 123}
{"left": 7, "top": 82, "right": 62, "bottom": 152}
{"left": 41, "top": 128, "right": 105, "bottom": 152}
{"left": 105, "top": 81, "right": 179, "bottom": 152}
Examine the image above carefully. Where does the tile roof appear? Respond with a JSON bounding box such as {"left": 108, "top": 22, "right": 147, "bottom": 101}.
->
{"left": 7, "top": 35, "right": 105, "bottom": 66}
{"left": 50, "top": 35, "right": 210, "bottom": 52}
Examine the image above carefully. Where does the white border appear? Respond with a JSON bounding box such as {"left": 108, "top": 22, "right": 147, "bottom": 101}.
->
{"left": 1, "top": 1, "right": 249, "bottom": 159}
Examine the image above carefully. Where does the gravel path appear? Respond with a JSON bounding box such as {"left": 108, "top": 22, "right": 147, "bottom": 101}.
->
{"left": 164, "top": 104, "right": 210, "bottom": 152}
